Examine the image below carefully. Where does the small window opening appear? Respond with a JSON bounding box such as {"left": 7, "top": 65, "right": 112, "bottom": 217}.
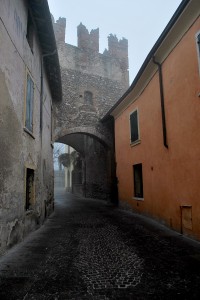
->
{"left": 84, "top": 91, "right": 93, "bottom": 105}
{"left": 133, "top": 163, "right": 143, "bottom": 199}
{"left": 130, "top": 110, "right": 139, "bottom": 143}
{"left": 25, "top": 168, "right": 35, "bottom": 210}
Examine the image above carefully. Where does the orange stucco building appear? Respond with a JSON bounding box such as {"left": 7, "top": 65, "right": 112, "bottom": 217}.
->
{"left": 103, "top": 0, "right": 200, "bottom": 240}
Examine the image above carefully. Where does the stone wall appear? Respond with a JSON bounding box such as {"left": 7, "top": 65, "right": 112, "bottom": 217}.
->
{"left": 52, "top": 18, "right": 129, "bottom": 200}
{"left": 53, "top": 18, "right": 129, "bottom": 140}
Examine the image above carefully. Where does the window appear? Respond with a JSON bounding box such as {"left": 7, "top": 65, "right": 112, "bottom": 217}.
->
{"left": 25, "top": 168, "right": 35, "bottom": 210}
{"left": 130, "top": 109, "right": 139, "bottom": 144}
{"left": 25, "top": 73, "right": 34, "bottom": 132}
{"left": 133, "top": 163, "right": 143, "bottom": 199}
{"left": 84, "top": 91, "right": 93, "bottom": 105}
{"left": 196, "top": 32, "right": 200, "bottom": 75}
{"left": 26, "top": 11, "right": 34, "bottom": 52}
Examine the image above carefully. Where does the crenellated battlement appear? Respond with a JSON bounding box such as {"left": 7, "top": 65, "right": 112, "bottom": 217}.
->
{"left": 105, "top": 34, "right": 128, "bottom": 69}
{"left": 52, "top": 16, "right": 66, "bottom": 44}
{"left": 53, "top": 19, "right": 128, "bottom": 66}
{"left": 77, "top": 23, "right": 99, "bottom": 52}
{"left": 52, "top": 18, "right": 129, "bottom": 89}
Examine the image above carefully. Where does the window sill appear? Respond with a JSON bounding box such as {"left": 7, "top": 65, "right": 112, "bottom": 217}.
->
{"left": 24, "top": 127, "right": 35, "bottom": 139}
{"left": 130, "top": 140, "right": 141, "bottom": 147}
{"left": 133, "top": 197, "right": 144, "bottom": 201}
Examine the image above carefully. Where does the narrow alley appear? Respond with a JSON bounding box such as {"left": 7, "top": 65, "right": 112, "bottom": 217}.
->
{"left": 0, "top": 190, "right": 200, "bottom": 299}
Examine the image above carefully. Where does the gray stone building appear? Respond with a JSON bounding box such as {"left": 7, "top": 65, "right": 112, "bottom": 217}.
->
{"left": 53, "top": 18, "right": 129, "bottom": 200}
{"left": 0, "top": 0, "right": 62, "bottom": 254}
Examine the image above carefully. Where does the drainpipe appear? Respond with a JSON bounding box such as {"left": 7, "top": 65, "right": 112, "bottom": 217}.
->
{"left": 152, "top": 56, "right": 168, "bottom": 148}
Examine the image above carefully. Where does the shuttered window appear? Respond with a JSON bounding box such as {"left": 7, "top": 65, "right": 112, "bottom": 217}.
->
{"left": 130, "top": 110, "right": 139, "bottom": 143}
{"left": 25, "top": 74, "right": 34, "bottom": 132}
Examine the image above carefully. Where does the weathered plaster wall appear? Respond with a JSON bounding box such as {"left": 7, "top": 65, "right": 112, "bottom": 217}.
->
{"left": 0, "top": 0, "right": 54, "bottom": 254}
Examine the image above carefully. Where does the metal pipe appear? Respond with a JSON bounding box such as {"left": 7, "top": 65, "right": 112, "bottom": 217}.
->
{"left": 153, "top": 56, "right": 168, "bottom": 148}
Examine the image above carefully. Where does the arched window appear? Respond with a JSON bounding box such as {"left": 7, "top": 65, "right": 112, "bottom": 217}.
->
{"left": 84, "top": 91, "right": 93, "bottom": 105}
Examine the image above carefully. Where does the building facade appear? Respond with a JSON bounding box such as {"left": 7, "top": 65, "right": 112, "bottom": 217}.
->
{"left": 105, "top": 0, "right": 200, "bottom": 240}
{"left": 0, "top": 0, "right": 62, "bottom": 254}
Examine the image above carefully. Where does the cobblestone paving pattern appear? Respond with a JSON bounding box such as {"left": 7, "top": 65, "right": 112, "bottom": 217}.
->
{"left": 0, "top": 189, "right": 200, "bottom": 299}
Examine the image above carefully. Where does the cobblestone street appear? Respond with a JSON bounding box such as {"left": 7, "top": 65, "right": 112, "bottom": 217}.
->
{"left": 1, "top": 189, "right": 200, "bottom": 299}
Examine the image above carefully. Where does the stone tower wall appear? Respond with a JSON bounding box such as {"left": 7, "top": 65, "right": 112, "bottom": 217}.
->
{"left": 53, "top": 18, "right": 129, "bottom": 200}
{"left": 53, "top": 19, "right": 129, "bottom": 135}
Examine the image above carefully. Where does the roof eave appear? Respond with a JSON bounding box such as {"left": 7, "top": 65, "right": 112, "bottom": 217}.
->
{"left": 28, "top": 0, "right": 62, "bottom": 102}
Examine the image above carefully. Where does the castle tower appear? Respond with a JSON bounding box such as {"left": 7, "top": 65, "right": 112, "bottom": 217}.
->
{"left": 52, "top": 18, "right": 129, "bottom": 200}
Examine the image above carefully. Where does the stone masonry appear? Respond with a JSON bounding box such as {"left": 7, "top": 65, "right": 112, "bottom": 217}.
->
{"left": 52, "top": 17, "right": 129, "bottom": 200}
{"left": 53, "top": 18, "right": 129, "bottom": 143}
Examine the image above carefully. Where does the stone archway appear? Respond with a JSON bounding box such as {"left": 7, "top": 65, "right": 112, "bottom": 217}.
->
{"left": 54, "top": 125, "right": 113, "bottom": 150}
{"left": 54, "top": 128, "right": 114, "bottom": 200}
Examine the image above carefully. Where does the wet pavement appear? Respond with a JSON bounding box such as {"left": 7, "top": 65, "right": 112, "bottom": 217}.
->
{"left": 1, "top": 189, "right": 200, "bottom": 299}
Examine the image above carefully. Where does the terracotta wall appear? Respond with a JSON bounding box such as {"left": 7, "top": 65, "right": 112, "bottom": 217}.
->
{"left": 115, "top": 17, "right": 200, "bottom": 240}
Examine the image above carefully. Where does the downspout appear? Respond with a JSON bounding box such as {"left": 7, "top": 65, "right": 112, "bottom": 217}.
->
{"left": 112, "top": 115, "right": 119, "bottom": 206}
{"left": 152, "top": 57, "right": 168, "bottom": 148}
